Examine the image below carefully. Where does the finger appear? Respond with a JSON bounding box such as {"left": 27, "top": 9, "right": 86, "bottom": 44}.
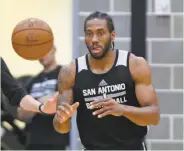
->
{"left": 90, "top": 101, "right": 112, "bottom": 109}
{"left": 56, "top": 109, "right": 73, "bottom": 122}
{"left": 57, "top": 106, "right": 70, "bottom": 115}
{"left": 72, "top": 102, "right": 79, "bottom": 110}
{"left": 56, "top": 109, "right": 69, "bottom": 118}
{"left": 56, "top": 113, "right": 63, "bottom": 120}
{"left": 61, "top": 102, "right": 73, "bottom": 110}
{"left": 48, "top": 97, "right": 57, "bottom": 103}
{"left": 55, "top": 113, "right": 65, "bottom": 123}
{"left": 92, "top": 106, "right": 112, "bottom": 115}
{"left": 57, "top": 115, "right": 67, "bottom": 124}
{"left": 46, "top": 92, "right": 58, "bottom": 101}
{"left": 98, "top": 110, "right": 112, "bottom": 118}
{"left": 54, "top": 91, "right": 59, "bottom": 97}
{"left": 91, "top": 97, "right": 111, "bottom": 105}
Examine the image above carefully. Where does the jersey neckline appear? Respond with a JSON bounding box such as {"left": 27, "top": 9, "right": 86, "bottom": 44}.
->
{"left": 85, "top": 49, "right": 119, "bottom": 76}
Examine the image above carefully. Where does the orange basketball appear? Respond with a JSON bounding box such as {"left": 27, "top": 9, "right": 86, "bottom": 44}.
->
{"left": 11, "top": 18, "right": 54, "bottom": 60}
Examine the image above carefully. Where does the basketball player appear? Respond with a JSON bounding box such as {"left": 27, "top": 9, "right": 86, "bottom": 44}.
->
{"left": 53, "top": 11, "right": 160, "bottom": 150}
{"left": 1, "top": 57, "right": 57, "bottom": 114}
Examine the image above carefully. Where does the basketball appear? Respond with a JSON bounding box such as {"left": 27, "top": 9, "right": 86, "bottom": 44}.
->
{"left": 11, "top": 18, "right": 54, "bottom": 60}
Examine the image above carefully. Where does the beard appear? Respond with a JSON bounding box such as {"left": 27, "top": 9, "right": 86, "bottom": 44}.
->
{"left": 86, "top": 37, "right": 112, "bottom": 60}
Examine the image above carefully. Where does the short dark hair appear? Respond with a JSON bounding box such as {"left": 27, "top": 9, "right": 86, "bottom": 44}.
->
{"left": 84, "top": 11, "right": 115, "bottom": 49}
{"left": 84, "top": 11, "right": 115, "bottom": 33}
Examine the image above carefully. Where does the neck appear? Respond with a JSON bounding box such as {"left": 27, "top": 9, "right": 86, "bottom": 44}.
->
{"left": 88, "top": 49, "right": 116, "bottom": 71}
{"left": 43, "top": 61, "right": 58, "bottom": 73}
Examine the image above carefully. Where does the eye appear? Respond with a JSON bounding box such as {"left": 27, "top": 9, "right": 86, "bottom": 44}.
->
{"left": 98, "top": 32, "right": 104, "bottom": 36}
{"left": 86, "top": 32, "right": 92, "bottom": 37}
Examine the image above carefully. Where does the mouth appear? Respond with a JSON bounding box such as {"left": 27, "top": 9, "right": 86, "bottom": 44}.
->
{"left": 90, "top": 45, "right": 103, "bottom": 54}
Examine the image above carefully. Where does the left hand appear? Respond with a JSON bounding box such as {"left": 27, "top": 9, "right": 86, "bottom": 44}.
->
{"left": 90, "top": 97, "right": 124, "bottom": 118}
{"left": 41, "top": 92, "right": 59, "bottom": 114}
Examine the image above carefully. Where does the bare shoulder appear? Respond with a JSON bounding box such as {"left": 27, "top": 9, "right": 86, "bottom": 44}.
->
{"left": 58, "top": 60, "right": 76, "bottom": 91}
{"left": 129, "top": 53, "right": 151, "bottom": 84}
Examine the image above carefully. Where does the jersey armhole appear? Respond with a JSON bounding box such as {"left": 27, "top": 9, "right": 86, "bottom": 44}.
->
{"left": 74, "top": 58, "right": 78, "bottom": 84}
{"left": 127, "top": 51, "right": 131, "bottom": 69}
{"left": 127, "top": 52, "right": 136, "bottom": 87}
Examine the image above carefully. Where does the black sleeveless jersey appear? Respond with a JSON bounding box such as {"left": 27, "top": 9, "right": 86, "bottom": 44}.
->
{"left": 73, "top": 50, "right": 147, "bottom": 150}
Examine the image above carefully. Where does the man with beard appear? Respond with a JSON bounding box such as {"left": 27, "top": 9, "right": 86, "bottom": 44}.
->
{"left": 53, "top": 11, "right": 160, "bottom": 150}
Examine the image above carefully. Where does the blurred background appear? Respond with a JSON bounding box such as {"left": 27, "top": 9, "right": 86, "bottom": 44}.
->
{"left": 0, "top": 0, "right": 73, "bottom": 77}
{"left": 1, "top": 0, "right": 183, "bottom": 150}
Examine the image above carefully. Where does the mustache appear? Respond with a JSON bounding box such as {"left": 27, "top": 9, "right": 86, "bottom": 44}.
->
{"left": 90, "top": 45, "right": 102, "bottom": 49}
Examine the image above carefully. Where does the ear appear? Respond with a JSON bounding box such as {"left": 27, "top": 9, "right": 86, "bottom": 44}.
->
{"left": 111, "top": 31, "right": 116, "bottom": 41}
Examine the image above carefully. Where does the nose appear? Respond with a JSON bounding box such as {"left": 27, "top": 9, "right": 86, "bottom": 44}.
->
{"left": 92, "top": 35, "right": 99, "bottom": 44}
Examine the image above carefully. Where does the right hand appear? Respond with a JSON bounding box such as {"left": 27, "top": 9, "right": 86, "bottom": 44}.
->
{"left": 38, "top": 92, "right": 59, "bottom": 104}
{"left": 54, "top": 102, "right": 79, "bottom": 124}
{"left": 41, "top": 92, "right": 59, "bottom": 114}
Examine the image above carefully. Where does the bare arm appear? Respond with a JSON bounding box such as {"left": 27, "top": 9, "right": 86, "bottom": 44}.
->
{"left": 19, "top": 95, "right": 42, "bottom": 112}
{"left": 17, "top": 92, "right": 58, "bottom": 122}
{"left": 17, "top": 107, "right": 36, "bottom": 122}
{"left": 122, "top": 54, "right": 160, "bottom": 126}
{"left": 53, "top": 61, "right": 78, "bottom": 134}
{"left": 1, "top": 58, "right": 56, "bottom": 114}
{"left": 19, "top": 93, "right": 57, "bottom": 114}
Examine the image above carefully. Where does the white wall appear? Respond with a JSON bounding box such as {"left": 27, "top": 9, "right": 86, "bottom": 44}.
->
{"left": 0, "top": 0, "right": 72, "bottom": 77}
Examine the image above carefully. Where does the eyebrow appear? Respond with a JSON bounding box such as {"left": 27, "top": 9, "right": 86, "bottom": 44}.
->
{"left": 97, "top": 28, "right": 105, "bottom": 31}
{"left": 85, "top": 28, "right": 105, "bottom": 32}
